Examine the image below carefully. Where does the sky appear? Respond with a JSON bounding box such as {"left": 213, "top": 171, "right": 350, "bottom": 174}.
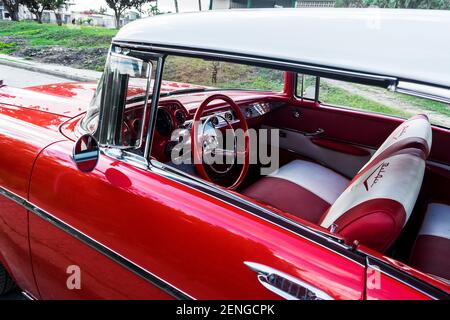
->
{"left": 71, "top": 0, "right": 212, "bottom": 14}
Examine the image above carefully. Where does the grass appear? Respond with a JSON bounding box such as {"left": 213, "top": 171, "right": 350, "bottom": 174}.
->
{"left": 0, "top": 20, "right": 116, "bottom": 52}
{"left": 163, "top": 56, "right": 284, "bottom": 91}
{"left": 0, "top": 41, "right": 17, "bottom": 54}
{"left": 396, "top": 93, "right": 450, "bottom": 117}
{"left": 319, "top": 82, "right": 412, "bottom": 118}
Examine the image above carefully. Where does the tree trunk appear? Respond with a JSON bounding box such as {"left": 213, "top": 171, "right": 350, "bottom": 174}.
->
{"left": 3, "top": 2, "right": 20, "bottom": 21}
{"left": 174, "top": 0, "right": 179, "bottom": 13}
{"left": 55, "top": 13, "right": 63, "bottom": 26}
{"left": 198, "top": 0, "right": 202, "bottom": 11}
{"left": 36, "top": 12, "right": 43, "bottom": 24}
{"left": 114, "top": 11, "right": 121, "bottom": 29}
{"left": 10, "top": 11, "right": 19, "bottom": 21}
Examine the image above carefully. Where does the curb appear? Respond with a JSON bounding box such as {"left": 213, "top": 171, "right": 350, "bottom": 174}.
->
{"left": 0, "top": 57, "right": 100, "bottom": 82}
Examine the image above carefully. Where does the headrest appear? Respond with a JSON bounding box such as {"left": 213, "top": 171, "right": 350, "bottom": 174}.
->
{"left": 359, "top": 114, "right": 432, "bottom": 173}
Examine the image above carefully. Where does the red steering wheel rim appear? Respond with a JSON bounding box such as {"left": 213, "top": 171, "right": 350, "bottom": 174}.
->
{"left": 191, "top": 94, "right": 250, "bottom": 190}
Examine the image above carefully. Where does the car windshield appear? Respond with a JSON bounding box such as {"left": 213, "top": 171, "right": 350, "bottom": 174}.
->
{"left": 163, "top": 56, "right": 285, "bottom": 92}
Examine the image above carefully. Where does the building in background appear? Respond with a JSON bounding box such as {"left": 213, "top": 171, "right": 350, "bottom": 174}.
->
{"left": 71, "top": 10, "right": 140, "bottom": 28}
{"left": 209, "top": 0, "right": 335, "bottom": 9}
{"left": 297, "top": 0, "right": 335, "bottom": 7}
{"left": 210, "top": 0, "right": 295, "bottom": 8}
{"left": 0, "top": 1, "right": 34, "bottom": 20}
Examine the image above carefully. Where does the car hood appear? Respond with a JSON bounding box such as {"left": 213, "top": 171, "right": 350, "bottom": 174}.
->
{"left": 0, "top": 82, "right": 96, "bottom": 118}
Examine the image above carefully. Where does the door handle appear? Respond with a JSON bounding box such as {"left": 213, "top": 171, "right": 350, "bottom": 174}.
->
{"left": 304, "top": 128, "right": 325, "bottom": 137}
{"left": 244, "top": 261, "right": 333, "bottom": 300}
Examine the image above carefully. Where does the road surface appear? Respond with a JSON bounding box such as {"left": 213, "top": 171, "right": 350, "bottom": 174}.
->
{"left": 0, "top": 64, "right": 69, "bottom": 88}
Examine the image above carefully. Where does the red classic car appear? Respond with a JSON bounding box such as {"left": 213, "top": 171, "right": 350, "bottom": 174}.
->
{"left": 0, "top": 9, "right": 449, "bottom": 300}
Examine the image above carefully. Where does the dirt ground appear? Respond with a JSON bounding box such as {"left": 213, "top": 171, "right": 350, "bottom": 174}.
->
{"left": 1, "top": 35, "right": 108, "bottom": 71}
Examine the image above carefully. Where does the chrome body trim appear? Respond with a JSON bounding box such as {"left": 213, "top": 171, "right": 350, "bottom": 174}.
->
{"left": 244, "top": 261, "right": 334, "bottom": 300}
{"left": 21, "top": 291, "right": 36, "bottom": 300}
{"left": 0, "top": 185, "right": 193, "bottom": 300}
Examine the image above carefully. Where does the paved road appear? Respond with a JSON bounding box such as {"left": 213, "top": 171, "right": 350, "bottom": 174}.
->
{"left": 0, "top": 64, "right": 69, "bottom": 88}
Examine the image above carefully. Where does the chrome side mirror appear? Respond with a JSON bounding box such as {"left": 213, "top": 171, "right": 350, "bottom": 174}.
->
{"left": 72, "top": 134, "right": 99, "bottom": 172}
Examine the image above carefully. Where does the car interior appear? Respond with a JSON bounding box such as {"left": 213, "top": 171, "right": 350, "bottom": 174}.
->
{"left": 113, "top": 55, "right": 450, "bottom": 284}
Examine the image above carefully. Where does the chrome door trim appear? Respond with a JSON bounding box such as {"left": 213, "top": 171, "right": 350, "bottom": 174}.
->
{"left": 0, "top": 185, "right": 193, "bottom": 300}
{"left": 244, "top": 261, "right": 334, "bottom": 300}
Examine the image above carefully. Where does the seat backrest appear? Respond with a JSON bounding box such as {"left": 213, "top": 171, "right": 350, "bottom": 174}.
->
{"left": 359, "top": 114, "right": 432, "bottom": 173}
{"left": 319, "top": 148, "right": 426, "bottom": 252}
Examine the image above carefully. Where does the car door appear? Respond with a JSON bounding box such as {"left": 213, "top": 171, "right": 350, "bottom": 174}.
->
{"left": 28, "top": 139, "right": 366, "bottom": 299}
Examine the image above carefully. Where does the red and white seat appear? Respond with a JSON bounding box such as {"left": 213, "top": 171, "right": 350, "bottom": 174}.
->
{"left": 410, "top": 203, "right": 450, "bottom": 282}
{"left": 243, "top": 115, "right": 432, "bottom": 251}
{"left": 319, "top": 148, "right": 426, "bottom": 251}
{"left": 243, "top": 160, "right": 349, "bottom": 223}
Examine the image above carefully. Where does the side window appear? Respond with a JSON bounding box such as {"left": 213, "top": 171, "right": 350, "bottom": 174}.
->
{"left": 296, "top": 74, "right": 318, "bottom": 100}
{"left": 318, "top": 78, "right": 450, "bottom": 127}
{"left": 98, "top": 53, "right": 156, "bottom": 151}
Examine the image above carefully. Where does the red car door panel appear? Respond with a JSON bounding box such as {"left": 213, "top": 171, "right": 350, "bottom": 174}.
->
{"left": 267, "top": 102, "right": 450, "bottom": 165}
{"left": 0, "top": 105, "right": 66, "bottom": 298}
{"left": 29, "top": 213, "right": 173, "bottom": 299}
{"left": 29, "top": 140, "right": 365, "bottom": 299}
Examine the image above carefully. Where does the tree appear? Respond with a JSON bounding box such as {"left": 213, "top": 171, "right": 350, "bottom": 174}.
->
{"left": 44, "top": 0, "right": 68, "bottom": 26}
{"left": 174, "top": 0, "right": 179, "bottom": 13}
{"left": 22, "top": 0, "right": 47, "bottom": 23}
{"left": 105, "top": 0, "right": 150, "bottom": 29}
{"left": 2, "top": 0, "right": 21, "bottom": 21}
{"left": 198, "top": 0, "right": 202, "bottom": 10}
{"left": 148, "top": 1, "right": 160, "bottom": 15}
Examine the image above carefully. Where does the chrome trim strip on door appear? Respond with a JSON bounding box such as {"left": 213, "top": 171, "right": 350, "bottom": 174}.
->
{"left": 0, "top": 186, "right": 194, "bottom": 300}
{"left": 244, "top": 262, "right": 334, "bottom": 300}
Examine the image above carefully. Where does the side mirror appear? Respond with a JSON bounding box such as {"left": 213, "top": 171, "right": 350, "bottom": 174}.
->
{"left": 72, "top": 134, "right": 99, "bottom": 172}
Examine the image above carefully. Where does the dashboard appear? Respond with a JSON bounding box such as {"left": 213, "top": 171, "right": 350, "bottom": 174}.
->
{"left": 126, "top": 96, "right": 288, "bottom": 162}
{"left": 154, "top": 100, "right": 285, "bottom": 138}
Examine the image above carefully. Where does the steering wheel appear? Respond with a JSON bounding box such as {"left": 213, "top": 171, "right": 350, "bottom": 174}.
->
{"left": 191, "top": 94, "right": 250, "bottom": 190}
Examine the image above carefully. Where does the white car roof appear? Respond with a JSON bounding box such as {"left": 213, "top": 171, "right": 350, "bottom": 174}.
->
{"left": 115, "top": 8, "right": 450, "bottom": 90}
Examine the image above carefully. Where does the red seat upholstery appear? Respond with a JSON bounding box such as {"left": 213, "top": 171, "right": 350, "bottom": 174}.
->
{"left": 243, "top": 115, "right": 432, "bottom": 252}
{"left": 410, "top": 203, "right": 450, "bottom": 282}
{"left": 243, "top": 160, "right": 349, "bottom": 223}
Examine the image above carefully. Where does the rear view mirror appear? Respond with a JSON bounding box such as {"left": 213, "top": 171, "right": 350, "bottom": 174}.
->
{"left": 72, "top": 134, "right": 99, "bottom": 172}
